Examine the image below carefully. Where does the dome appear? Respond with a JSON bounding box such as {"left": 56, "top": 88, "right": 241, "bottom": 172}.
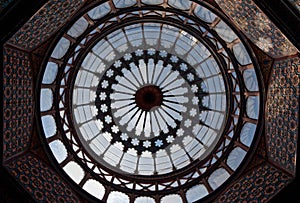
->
{"left": 38, "top": 1, "right": 262, "bottom": 202}
{"left": 3, "top": 0, "right": 299, "bottom": 202}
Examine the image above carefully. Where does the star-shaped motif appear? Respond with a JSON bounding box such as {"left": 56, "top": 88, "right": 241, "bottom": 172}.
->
{"left": 135, "top": 49, "right": 143, "bottom": 56}
{"left": 159, "top": 50, "right": 167, "bottom": 57}
{"left": 148, "top": 48, "right": 155, "bottom": 55}
{"left": 187, "top": 73, "right": 194, "bottom": 81}
{"left": 124, "top": 53, "right": 132, "bottom": 61}
{"left": 191, "top": 84, "right": 198, "bottom": 93}
{"left": 131, "top": 138, "right": 139, "bottom": 146}
{"left": 111, "top": 125, "right": 119, "bottom": 133}
{"left": 184, "top": 119, "right": 192, "bottom": 127}
{"left": 114, "top": 60, "right": 122, "bottom": 68}
{"left": 99, "top": 92, "right": 106, "bottom": 100}
{"left": 120, "top": 133, "right": 128, "bottom": 141}
{"left": 176, "top": 128, "right": 184, "bottom": 137}
{"left": 143, "top": 140, "right": 151, "bottom": 148}
{"left": 155, "top": 139, "right": 163, "bottom": 147}
{"left": 190, "top": 108, "right": 197, "bottom": 117}
{"left": 170, "top": 55, "right": 179, "bottom": 63}
{"left": 105, "top": 115, "right": 112, "bottom": 124}
{"left": 192, "top": 96, "right": 199, "bottom": 105}
{"left": 101, "top": 104, "right": 108, "bottom": 112}
{"left": 101, "top": 80, "right": 109, "bottom": 88}
{"left": 180, "top": 63, "right": 188, "bottom": 71}
{"left": 106, "top": 69, "right": 114, "bottom": 77}
{"left": 166, "top": 135, "right": 174, "bottom": 143}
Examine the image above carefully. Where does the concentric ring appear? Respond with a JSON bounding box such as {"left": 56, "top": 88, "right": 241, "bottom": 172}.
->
{"left": 89, "top": 48, "right": 222, "bottom": 174}
{"left": 37, "top": 1, "right": 263, "bottom": 202}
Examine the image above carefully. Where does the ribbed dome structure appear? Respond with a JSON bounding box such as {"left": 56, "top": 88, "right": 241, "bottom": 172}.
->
{"left": 37, "top": 1, "right": 264, "bottom": 202}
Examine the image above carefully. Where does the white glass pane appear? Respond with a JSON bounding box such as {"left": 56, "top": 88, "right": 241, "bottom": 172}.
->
{"left": 83, "top": 179, "right": 105, "bottom": 199}
{"left": 227, "top": 147, "right": 246, "bottom": 170}
{"left": 155, "top": 151, "right": 173, "bottom": 174}
{"left": 168, "top": 0, "right": 191, "bottom": 10}
{"left": 135, "top": 197, "right": 155, "bottom": 203}
{"left": 233, "top": 43, "right": 252, "bottom": 65}
{"left": 92, "top": 40, "right": 115, "bottom": 62}
{"left": 41, "top": 115, "right": 56, "bottom": 138}
{"left": 67, "top": 17, "right": 88, "bottom": 38}
{"left": 88, "top": 2, "right": 110, "bottom": 19}
{"left": 142, "top": 0, "right": 163, "bottom": 5}
{"left": 80, "top": 122, "right": 100, "bottom": 141}
{"left": 89, "top": 135, "right": 110, "bottom": 156}
{"left": 63, "top": 161, "right": 85, "bottom": 184}
{"left": 82, "top": 52, "right": 105, "bottom": 74}
{"left": 214, "top": 21, "right": 238, "bottom": 42}
{"left": 204, "top": 77, "right": 220, "bottom": 93}
{"left": 107, "top": 191, "right": 129, "bottom": 203}
{"left": 188, "top": 43, "right": 210, "bottom": 66}
{"left": 138, "top": 155, "right": 155, "bottom": 175}
{"left": 208, "top": 168, "right": 230, "bottom": 190}
{"left": 161, "top": 194, "right": 182, "bottom": 203}
{"left": 40, "top": 88, "right": 53, "bottom": 111}
{"left": 246, "top": 96, "right": 259, "bottom": 119}
{"left": 186, "top": 184, "right": 208, "bottom": 202}
{"left": 170, "top": 150, "right": 190, "bottom": 170}
{"left": 125, "top": 25, "right": 143, "bottom": 47}
{"left": 240, "top": 123, "right": 256, "bottom": 147}
{"left": 76, "top": 69, "right": 98, "bottom": 88}
{"left": 42, "top": 62, "right": 58, "bottom": 84}
{"left": 104, "top": 144, "right": 123, "bottom": 167}
{"left": 73, "top": 89, "right": 91, "bottom": 105}
{"left": 196, "top": 58, "right": 219, "bottom": 78}
{"left": 243, "top": 69, "right": 259, "bottom": 91}
{"left": 161, "top": 25, "right": 178, "bottom": 49}
{"left": 49, "top": 140, "right": 67, "bottom": 163}
{"left": 121, "top": 152, "right": 138, "bottom": 173}
{"left": 184, "top": 137, "right": 204, "bottom": 158}
{"left": 51, "top": 37, "right": 70, "bottom": 59}
{"left": 175, "top": 33, "right": 194, "bottom": 56}
{"left": 144, "top": 24, "right": 160, "bottom": 46}
{"left": 208, "top": 94, "right": 226, "bottom": 111}
{"left": 107, "top": 30, "right": 128, "bottom": 52}
{"left": 194, "top": 5, "right": 216, "bottom": 23}
{"left": 113, "top": 0, "right": 136, "bottom": 8}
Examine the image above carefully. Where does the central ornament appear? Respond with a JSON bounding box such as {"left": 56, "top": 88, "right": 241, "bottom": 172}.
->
{"left": 94, "top": 49, "right": 208, "bottom": 160}
{"left": 135, "top": 85, "right": 163, "bottom": 111}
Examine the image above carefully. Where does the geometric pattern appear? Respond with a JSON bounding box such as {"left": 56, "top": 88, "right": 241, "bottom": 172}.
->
{"left": 266, "top": 56, "right": 300, "bottom": 175}
{"left": 3, "top": 47, "right": 33, "bottom": 161}
{"left": 39, "top": 2, "right": 264, "bottom": 200}
{"left": 216, "top": 163, "right": 292, "bottom": 202}
{"left": 1, "top": 0, "right": 299, "bottom": 202}
{"left": 215, "top": 0, "right": 298, "bottom": 58}
{"left": 94, "top": 50, "right": 207, "bottom": 156}
{"left": 7, "top": 0, "right": 84, "bottom": 50}
{"left": 4, "top": 153, "right": 80, "bottom": 202}
{"left": 250, "top": 43, "right": 274, "bottom": 88}
{"left": 245, "top": 135, "right": 267, "bottom": 172}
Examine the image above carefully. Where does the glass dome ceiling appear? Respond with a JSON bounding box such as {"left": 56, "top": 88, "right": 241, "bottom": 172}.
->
{"left": 73, "top": 22, "right": 227, "bottom": 175}
{"left": 38, "top": 0, "right": 263, "bottom": 202}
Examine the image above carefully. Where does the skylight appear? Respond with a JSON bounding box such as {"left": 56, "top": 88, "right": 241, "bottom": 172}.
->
{"left": 38, "top": 0, "right": 262, "bottom": 202}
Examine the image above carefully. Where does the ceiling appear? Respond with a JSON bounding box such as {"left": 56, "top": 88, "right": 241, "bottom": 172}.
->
{"left": 1, "top": 0, "right": 300, "bottom": 202}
